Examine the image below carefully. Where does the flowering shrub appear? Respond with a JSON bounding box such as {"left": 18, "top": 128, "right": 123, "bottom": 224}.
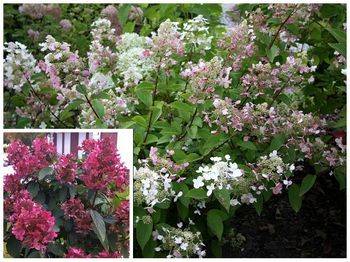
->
{"left": 3, "top": 3, "right": 346, "bottom": 258}
{"left": 3, "top": 136, "right": 129, "bottom": 258}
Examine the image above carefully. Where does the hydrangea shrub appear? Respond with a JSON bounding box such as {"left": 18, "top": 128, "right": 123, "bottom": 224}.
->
{"left": 4, "top": 136, "right": 130, "bottom": 258}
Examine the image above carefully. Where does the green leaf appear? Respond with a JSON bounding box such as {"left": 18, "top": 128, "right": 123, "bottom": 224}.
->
{"left": 213, "top": 189, "right": 230, "bottom": 212}
{"left": 90, "top": 210, "right": 109, "bottom": 251}
{"left": 177, "top": 202, "right": 189, "bottom": 220}
{"left": 211, "top": 239, "right": 222, "bottom": 257}
{"left": 47, "top": 243, "right": 64, "bottom": 256}
{"left": 253, "top": 194, "right": 263, "bottom": 216}
{"left": 27, "top": 182, "right": 39, "bottom": 198}
{"left": 38, "top": 167, "right": 53, "bottom": 180}
{"left": 299, "top": 175, "right": 316, "bottom": 196}
{"left": 150, "top": 105, "right": 163, "bottom": 125}
{"left": 76, "top": 84, "right": 87, "bottom": 95}
{"left": 59, "top": 187, "right": 68, "bottom": 202}
{"left": 326, "top": 27, "right": 346, "bottom": 43}
{"left": 329, "top": 43, "right": 346, "bottom": 57}
{"left": 268, "top": 134, "right": 286, "bottom": 152}
{"left": 288, "top": 184, "right": 302, "bottom": 213}
{"left": 7, "top": 236, "right": 22, "bottom": 258}
{"left": 334, "top": 167, "right": 346, "bottom": 190}
{"left": 118, "top": 4, "right": 131, "bottom": 26}
{"left": 185, "top": 188, "right": 207, "bottom": 200}
{"left": 91, "top": 100, "right": 105, "bottom": 119}
{"left": 136, "top": 219, "right": 153, "bottom": 250}
{"left": 207, "top": 209, "right": 223, "bottom": 240}
{"left": 142, "top": 238, "right": 156, "bottom": 258}
{"left": 135, "top": 83, "right": 153, "bottom": 107}
{"left": 124, "top": 21, "right": 135, "bottom": 33}
{"left": 132, "top": 115, "right": 147, "bottom": 128}
{"left": 267, "top": 45, "right": 279, "bottom": 62}
{"left": 27, "top": 251, "right": 41, "bottom": 258}
{"left": 237, "top": 140, "right": 257, "bottom": 151}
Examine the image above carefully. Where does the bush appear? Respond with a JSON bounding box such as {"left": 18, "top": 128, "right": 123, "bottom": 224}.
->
{"left": 3, "top": 136, "right": 129, "bottom": 258}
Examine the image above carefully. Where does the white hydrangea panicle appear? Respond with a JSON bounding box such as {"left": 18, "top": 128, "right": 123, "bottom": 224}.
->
{"left": 115, "top": 33, "right": 156, "bottom": 87}
{"left": 4, "top": 42, "right": 39, "bottom": 92}
{"left": 193, "top": 155, "right": 244, "bottom": 196}
{"left": 88, "top": 18, "right": 118, "bottom": 73}
{"left": 38, "top": 35, "right": 85, "bottom": 94}
{"left": 151, "top": 19, "right": 185, "bottom": 69}
{"left": 181, "top": 15, "right": 213, "bottom": 52}
{"left": 180, "top": 56, "right": 232, "bottom": 104}
{"left": 133, "top": 165, "right": 178, "bottom": 209}
{"left": 152, "top": 224, "right": 205, "bottom": 258}
{"left": 252, "top": 150, "right": 294, "bottom": 195}
{"left": 88, "top": 72, "right": 115, "bottom": 91}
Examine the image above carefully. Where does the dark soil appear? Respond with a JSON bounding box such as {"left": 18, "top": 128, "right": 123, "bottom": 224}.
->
{"left": 223, "top": 173, "right": 346, "bottom": 258}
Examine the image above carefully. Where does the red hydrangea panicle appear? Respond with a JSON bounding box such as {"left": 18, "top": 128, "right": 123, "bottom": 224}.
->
{"left": 6, "top": 137, "right": 56, "bottom": 178}
{"left": 61, "top": 198, "right": 92, "bottom": 233}
{"left": 55, "top": 153, "right": 78, "bottom": 184}
{"left": 115, "top": 199, "right": 129, "bottom": 225}
{"left": 80, "top": 137, "right": 129, "bottom": 191}
{"left": 9, "top": 190, "right": 57, "bottom": 251}
{"left": 4, "top": 190, "right": 32, "bottom": 219}
{"left": 97, "top": 250, "right": 122, "bottom": 258}
{"left": 65, "top": 247, "right": 91, "bottom": 258}
{"left": 6, "top": 140, "right": 30, "bottom": 165}
{"left": 31, "top": 137, "right": 56, "bottom": 165}
{"left": 4, "top": 174, "right": 22, "bottom": 194}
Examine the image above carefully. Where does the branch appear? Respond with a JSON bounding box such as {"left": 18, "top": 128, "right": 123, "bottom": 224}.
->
{"left": 25, "top": 78, "right": 70, "bottom": 128}
{"left": 142, "top": 63, "right": 161, "bottom": 146}
{"left": 268, "top": 7, "right": 297, "bottom": 49}
{"left": 84, "top": 94, "right": 101, "bottom": 121}
{"left": 175, "top": 107, "right": 198, "bottom": 142}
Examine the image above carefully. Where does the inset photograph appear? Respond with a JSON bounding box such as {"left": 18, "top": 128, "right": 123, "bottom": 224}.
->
{"left": 3, "top": 130, "right": 132, "bottom": 258}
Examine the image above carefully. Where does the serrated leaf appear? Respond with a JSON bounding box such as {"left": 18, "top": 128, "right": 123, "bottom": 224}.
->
{"left": 267, "top": 45, "right": 279, "bottom": 62}
{"left": 38, "top": 167, "right": 53, "bottom": 180}
{"left": 237, "top": 140, "right": 257, "bottom": 151}
{"left": 329, "top": 43, "right": 346, "bottom": 57}
{"left": 136, "top": 219, "right": 153, "bottom": 250}
{"left": 27, "top": 182, "right": 39, "bottom": 198}
{"left": 76, "top": 84, "right": 87, "bottom": 95}
{"left": 288, "top": 184, "right": 302, "bottom": 213}
{"left": 214, "top": 189, "right": 230, "bottom": 212}
{"left": 299, "top": 175, "right": 316, "bottom": 196}
{"left": 91, "top": 100, "right": 105, "bottom": 119}
{"left": 47, "top": 243, "right": 64, "bottom": 256}
{"left": 6, "top": 236, "right": 22, "bottom": 258}
{"left": 268, "top": 134, "right": 286, "bottom": 152}
{"left": 185, "top": 188, "right": 207, "bottom": 200}
{"left": 90, "top": 210, "right": 109, "bottom": 251}
{"left": 207, "top": 209, "right": 223, "bottom": 240}
{"left": 135, "top": 84, "right": 153, "bottom": 107}
{"left": 326, "top": 27, "right": 346, "bottom": 43}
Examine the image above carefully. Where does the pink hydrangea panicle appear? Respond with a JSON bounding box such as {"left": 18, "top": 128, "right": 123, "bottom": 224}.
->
{"left": 10, "top": 191, "right": 57, "bottom": 251}
{"left": 6, "top": 140, "right": 30, "bottom": 166}
{"left": 61, "top": 198, "right": 92, "bottom": 233}
{"left": 97, "top": 250, "right": 122, "bottom": 258}
{"left": 65, "top": 247, "right": 91, "bottom": 258}
{"left": 4, "top": 174, "right": 22, "bottom": 194}
{"left": 80, "top": 137, "right": 129, "bottom": 191}
{"left": 55, "top": 153, "right": 78, "bottom": 184}
{"left": 115, "top": 199, "right": 129, "bottom": 225}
